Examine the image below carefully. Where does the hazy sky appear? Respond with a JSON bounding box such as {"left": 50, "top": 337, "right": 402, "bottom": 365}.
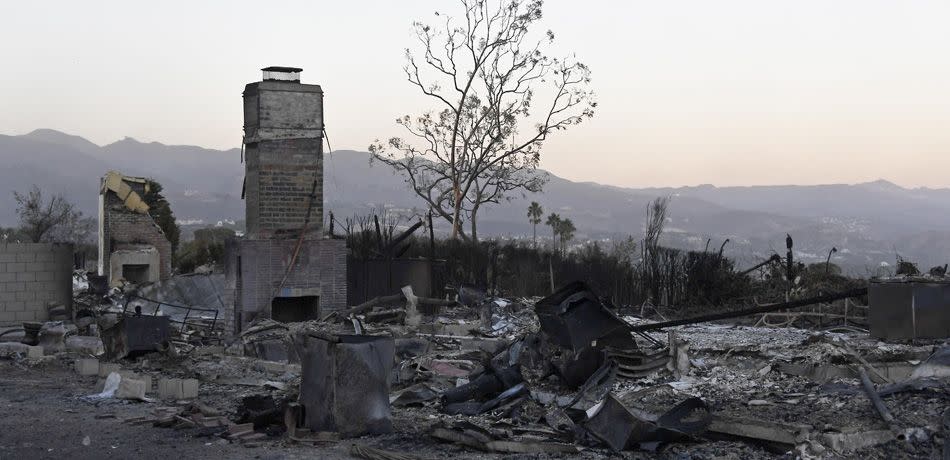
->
{"left": 2, "top": 1, "right": 949, "bottom": 188}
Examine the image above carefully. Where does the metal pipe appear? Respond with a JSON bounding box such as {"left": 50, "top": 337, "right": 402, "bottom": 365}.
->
{"left": 628, "top": 287, "right": 867, "bottom": 332}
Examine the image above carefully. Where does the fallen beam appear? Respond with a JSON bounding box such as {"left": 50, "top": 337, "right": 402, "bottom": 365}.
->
{"left": 858, "top": 367, "right": 898, "bottom": 431}
{"left": 708, "top": 414, "right": 811, "bottom": 447}
{"left": 330, "top": 293, "right": 457, "bottom": 320}
{"left": 628, "top": 288, "right": 867, "bottom": 332}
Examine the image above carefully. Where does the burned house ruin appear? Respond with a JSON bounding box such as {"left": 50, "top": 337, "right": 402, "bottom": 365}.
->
{"left": 98, "top": 171, "right": 172, "bottom": 287}
{"left": 226, "top": 67, "right": 346, "bottom": 332}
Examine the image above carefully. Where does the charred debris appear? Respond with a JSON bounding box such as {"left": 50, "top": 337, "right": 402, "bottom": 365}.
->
{"left": 3, "top": 267, "right": 950, "bottom": 458}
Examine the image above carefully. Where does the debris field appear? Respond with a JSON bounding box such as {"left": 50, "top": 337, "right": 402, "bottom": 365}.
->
{"left": 1, "top": 276, "right": 949, "bottom": 459}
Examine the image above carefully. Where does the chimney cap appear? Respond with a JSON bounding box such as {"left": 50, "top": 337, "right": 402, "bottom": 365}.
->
{"left": 261, "top": 66, "right": 303, "bottom": 73}
{"left": 261, "top": 66, "right": 302, "bottom": 82}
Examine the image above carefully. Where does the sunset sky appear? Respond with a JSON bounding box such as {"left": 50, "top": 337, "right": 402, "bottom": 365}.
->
{"left": 2, "top": 0, "right": 948, "bottom": 188}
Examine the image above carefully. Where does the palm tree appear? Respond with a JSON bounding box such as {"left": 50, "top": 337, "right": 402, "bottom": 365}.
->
{"left": 545, "top": 213, "right": 561, "bottom": 251}
{"left": 557, "top": 218, "right": 576, "bottom": 254}
{"left": 527, "top": 202, "right": 544, "bottom": 248}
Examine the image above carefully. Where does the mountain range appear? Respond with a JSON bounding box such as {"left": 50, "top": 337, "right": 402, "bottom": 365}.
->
{"left": 2, "top": 129, "right": 949, "bottom": 275}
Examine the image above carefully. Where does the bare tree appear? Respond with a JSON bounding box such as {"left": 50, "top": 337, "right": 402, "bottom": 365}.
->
{"left": 643, "top": 197, "right": 670, "bottom": 303}
{"left": 370, "top": 0, "right": 595, "bottom": 242}
{"left": 644, "top": 197, "right": 669, "bottom": 256}
{"left": 13, "top": 186, "right": 93, "bottom": 243}
{"left": 610, "top": 235, "right": 637, "bottom": 264}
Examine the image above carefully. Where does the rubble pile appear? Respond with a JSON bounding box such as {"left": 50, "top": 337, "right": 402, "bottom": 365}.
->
{"left": 2, "top": 276, "right": 949, "bottom": 458}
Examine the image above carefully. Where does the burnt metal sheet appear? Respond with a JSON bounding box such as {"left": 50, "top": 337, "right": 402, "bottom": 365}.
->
{"left": 584, "top": 394, "right": 710, "bottom": 451}
{"left": 870, "top": 281, "right": 950, "bottom": 340}
{"left": 869, "top": 283, "right": 914, "bottom": 340}
{"left": 583, "top": 394, "right": 657, "bottom": 451}
{"left": 606, "top": 346, "right": 670, "bottom": 379}
{"left": 101, "top": 316, "right": 170, "bottom": 359}
{"left": 535, "top": 281, "right": 633, "bottom": 353}
{"left": 298, "top": 334, "right": 395, "bottom": 437}
{"left": 911, "top": 284, "right": 950, "bottom": 339}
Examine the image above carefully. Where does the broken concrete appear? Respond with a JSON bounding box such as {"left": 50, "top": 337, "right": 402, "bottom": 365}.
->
{"left": 0, "top": 342, "right": 43, "bottom": 359}
{"left": 74, "top": 358, "right": 99, "bottom": 375}
{"left": 65, "top": 335, "right": 104, "bottom": 355}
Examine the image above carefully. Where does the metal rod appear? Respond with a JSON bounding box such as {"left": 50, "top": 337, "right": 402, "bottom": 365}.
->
{"left": 181, "top": 308, "right": 191, "bottom": 334}
{"left": 628, "top": 287, "right": 867, "bottom": 332}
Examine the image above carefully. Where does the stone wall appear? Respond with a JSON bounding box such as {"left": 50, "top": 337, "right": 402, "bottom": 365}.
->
{"left": 227, "top": 238, "right": 346, "bottom": 331}
{"left": 0, "top": 243, "right": 73, "bottom": 325}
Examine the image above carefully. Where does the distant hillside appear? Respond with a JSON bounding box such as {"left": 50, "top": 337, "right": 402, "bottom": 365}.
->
{"left": 2, "top": 129, "right": 949, "bottom": 274}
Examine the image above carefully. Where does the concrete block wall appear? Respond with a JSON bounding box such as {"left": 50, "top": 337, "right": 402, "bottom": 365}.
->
{"left": 0, "top": 243, "right": 73, "bottom": 325}
{"left": 228, "top": 238, "right": 345, "bottom": 330}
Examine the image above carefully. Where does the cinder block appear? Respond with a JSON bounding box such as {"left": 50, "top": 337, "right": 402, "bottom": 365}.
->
{"left": 5, "top": 300, "right": 25, "bottom": 311}
{"left": 0, "top": 291, "right": 17, "bottom": 302}
{"left": 118, "top": 371, "right": 152, "bottom": 393}
{"left": 0, "top": 272, "right": 15, "bottom": 282}
{"left": 15, "top": 252, "right": 35, "bottom": 263}
{"left": 26, "top": 262, "right": 45, "bottom": 272}
{"left": 6, "top": 263, "right": 25, "bottom": 272}
{"left": 158, "top": 378, "right": 198, "bottom": 400}
{"left": 14, "top": 311, "right": 36, "bottom": 321}
{"left": 34, "top": 271, "right": 53, "bottom": 282}
{"left": 0, "top": 254, "right": 16, "bottom": 263}
{"left": 16, "top": 272, "right": 36, "bottom": 282}
{"left": 0, "top": 311, "right": 17, "bottom": 323}
{"left": 157, "top": 378, "right": 181, "bottom": 399}
{"left": 34, "top": 252, "right": 53, "bottom": 262}
{"left": 98, "top": 362, "right": 121, "bottom": 377}
{"left": 181, "top": 379, "right": 199, "bottom": 399}
{"left": 15, "top": 291, "right": 34, "bottom": 302}
{"left": 75, "top": 358, "right": 100, "bottom": 375}
{"left": 28, "top": 345, "right": 43, "bottom": 358}
{"left": 115, "top": 377, "right": 147, "bottom": 400}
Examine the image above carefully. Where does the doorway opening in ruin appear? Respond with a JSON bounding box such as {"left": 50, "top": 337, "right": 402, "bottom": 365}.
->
{"left": 122, "top": 264, "right": 151, "bottom": 284}
{"left": 271, "top": 296, "right": 320, "bottom": 323}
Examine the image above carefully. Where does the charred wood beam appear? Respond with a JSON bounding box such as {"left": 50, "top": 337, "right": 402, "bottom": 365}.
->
{"left": 628, "top": 287, "right": 867, "bottom": 332}
{"left": 374, "top": 215, "right": 383, "bottom": 253}
{"left": 394, "top": 241, "right": 413, "bottom": 258}
{"left": 330, "top": 292, "right": 458, "bottom": 319}
{"left": 428, "top": 211, "right": 435, "bottom": 259}
{"left": 339, "top": 294, "right": 405, "bottom": 317}
{"left": 858, "top": 367, "right": 898, "bottom": 431}
{"left": 383, "top": 220, "right": 425, "bottom": 256}
{"left": 738, "top": 254, "right": 782, "bottom": 276}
